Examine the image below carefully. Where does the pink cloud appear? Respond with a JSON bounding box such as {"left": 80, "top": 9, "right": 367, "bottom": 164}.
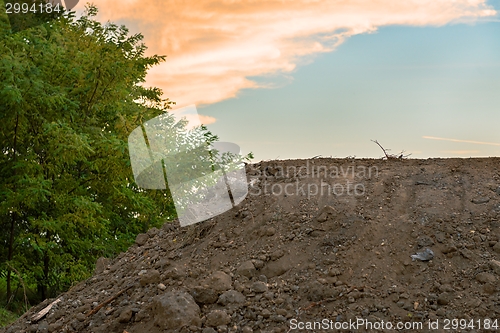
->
{"left": 91, "top": 0, "right": 496, "bottom": 107}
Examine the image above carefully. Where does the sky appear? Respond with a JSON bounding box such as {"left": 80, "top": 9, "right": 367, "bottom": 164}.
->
{"left": 79, "top": 0, "right": 500, "bottom": 161}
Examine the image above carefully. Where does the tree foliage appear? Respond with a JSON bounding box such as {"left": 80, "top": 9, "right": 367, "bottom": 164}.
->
{"left": 0, "top": 4, "right": 184, "bottom": 304}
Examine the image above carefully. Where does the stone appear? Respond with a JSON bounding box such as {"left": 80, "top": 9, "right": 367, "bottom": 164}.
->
{"left": 476, "top": 272, "right": 496, "bottom": 284}
{"left": 417, "top": 236, "right": 434, "bottom": 248}
{"left": 306, "top": 281, "right": 338, "bottom": 302}
{"left": 164, "top": 266, "right": 185, "bottom": 280}
{"left": 237, "top": 261, "right": 257, "bottom": 278}
{"left": 48, "top": 322, "right": 63, "bottom": 332}
{"left": 94, "top": 257, "right": 110, "bottom": 275}
{"left": 152, "top": 290, "right": 201, "bottom": 329}
{"left": 135, "top": 233, "right": 149, "bottom": 246}
{"left": 270, "top": 249, "right": 284, "bottom": 261}
{"left": 140, "top": 269, "right": 161, "bottom": 286}
{"left": 437, "top": 293, "right": 452, "bottom": 305}
{"left": 118, "top": 308, "right": 133, "bottom": 323}
{"left": 218, "top": 290, "right": 246, "bottom": 306}
{"left": 205, "top": 310, "right": 231, "bottom": 327}
{"left": 251, "top": 281, "right": 268, "bottom": 293}
{"left": 202, "top": 328, "right": 217, "bottom": 333}
{"left": 472, "top": 197, "right": 490, "bottom": 204}
{"left": 190, "top": 286, "right": 218, "bottom": 304}
{"left": 252, "top": 259, "right": 265, "bottom": 269}
{"left": 261, "top": 258, "right": 292, "bottom": 278}
{"left": 441, "top": 246, "right": 457, "bottom": 254}
{"left": 205, "top": 271, "right": 232, "bottom": 292}
{"left": 37, "top": 321, "right": 49, "bottom": 333}
{"left": 489, "top": 259, "right": 500, "bottom": 275}
{"left": 483, "top": 283, "right": 497, "bottom": 294}
{"left": 493, "top": 242, "right": 500, "bottom": 254}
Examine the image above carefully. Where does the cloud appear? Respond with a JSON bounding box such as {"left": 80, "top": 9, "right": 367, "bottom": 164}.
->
{"left": 423, "top": 136, "right": 500, "bottom": 146}
{"left": 91, "top": 0, "right": 496, "bottom": 107}
{"left": 441, "top": 150, "right": 480, "bottom": 154}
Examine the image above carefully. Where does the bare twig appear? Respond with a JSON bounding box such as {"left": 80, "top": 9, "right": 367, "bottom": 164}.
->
{"left": 285, "top": 284, "right": 378, "bottom": 333}
{"left": 371, "top": 140, "right": 411, "bottom": 160}
{"left": 86, "top": 284, "right": 134, "bottom": 317}
{"left": 31, "top": 298, "right": 61, "bottom": 323}
{"left": 6, "top": 263, "right": 29, "bottom": 313}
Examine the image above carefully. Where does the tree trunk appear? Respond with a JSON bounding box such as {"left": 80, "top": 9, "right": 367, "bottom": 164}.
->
{"left": 6, "top": 114, "right": 20, "bottom": 304}
{"left": 6, "top": 213, "right": 16, "bottom": 303}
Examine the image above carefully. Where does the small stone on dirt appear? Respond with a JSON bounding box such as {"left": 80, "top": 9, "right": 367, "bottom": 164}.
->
{"left": 205, "top": 309, "right": 231, "bottom": 327}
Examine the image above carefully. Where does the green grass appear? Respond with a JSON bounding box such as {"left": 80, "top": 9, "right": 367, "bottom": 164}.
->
{"left": 0, "top": 306, "right": 18, "bottom": 328}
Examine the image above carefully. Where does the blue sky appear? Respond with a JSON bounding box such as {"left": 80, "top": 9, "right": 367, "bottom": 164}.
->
{"left": 201, "top": 20, "right": 500, "bottom": 160}
{"left": 90, "top": 0, "right": 500, "bottom": 161}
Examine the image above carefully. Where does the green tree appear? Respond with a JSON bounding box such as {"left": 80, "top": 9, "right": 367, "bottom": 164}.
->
{"left": 0, "top": 4, "right": 181, "bottom": 304}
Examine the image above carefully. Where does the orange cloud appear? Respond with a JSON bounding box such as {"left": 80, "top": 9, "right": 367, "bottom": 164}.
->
{"left": 441, "top": 150, "right": 480, "bottom": 154}
{"left": 423, "top": 136, "right": 500, "bottom": 146}
{"left": 90, "top": 0, "right": 496, "bottom": 107}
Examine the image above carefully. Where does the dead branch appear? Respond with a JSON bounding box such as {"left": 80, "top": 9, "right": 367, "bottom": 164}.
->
{"left": 86, "top": 284, "right": 134, "bottom": 317}
{"left": 6, "top": 262, "right": 29, "bottom": 313}
{"left": 371, "top": 140, "right": 411, "bottom": 160}
{"left": 31, "top": 298, "right": 61, "bottom": 323}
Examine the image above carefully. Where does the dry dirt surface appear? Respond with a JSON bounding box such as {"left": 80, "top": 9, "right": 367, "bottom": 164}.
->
{"left": 3, "top": 158, "right": 500, "bottom": 333}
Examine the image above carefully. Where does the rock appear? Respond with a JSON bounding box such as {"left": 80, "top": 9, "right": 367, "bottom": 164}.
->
{"left": 241, "top": 326, "right": 253, "bottom": 333}
{"left": 483, "top": 283, "right": 497, "bottom": 294}
{"left": 118, "top": 308, "right": 133, "bottom": 323}
{"left": 218, "top": 290, "right": 246, "bottom": 306}
{"left": 135, "top": 233, "right": 149, "bottom": 246}
{"left": 417, "top": 236, "right": 434, "bottom": 248}
{"left": 476, "top": 272, "right": 496, "bottom": 284}
{"left": 261, "top": 257, "right": 292, "bottom": 277}
{"left": 202, "top": 328, "right": 217, "bottom": 333}
{"left": 493, "top": 242, "right": 500, "bottom": 254}
{"left": 205, "top": 310, "right": 231, "bottom": 327}
{"left": 251, "top": 281, "right": 268, "bottom": 293}
{"left": 164, "top": 266, "right": 185, "bottom": 280}
{"left": 147, "top": 227, "right": 159, "bottom": 237}
{"left": 205, "top": 271, "right": 232, "bottom": 292}
{"left": 306, "top": 281, "right": 338, "bottom": 302}
{"left": 270, "top": 249, "right": 284, "bottom": 261}
{"left": 472, "top": 197, "right": 490, "bottom": 204}
{"left": 316, "top": 205, "right": 336, "bottom": 222}
{"left": 252, "top": 259, "right": 265, "bottom": 269}
{"left": 152, "top": 290, "right": 201, "bottom": 329}
{"left": 435, "top": 232, "right": 446, "bottom": 243}
{"left": 328, "top": 268, "right": 341, "bottom": 276}
{"left": 437, "top": 293, "right": 452, "bottom": 305}
{"left": 94, "top": 257, "right": 110, "bottom": 275}
{"left": 441, "top": 246, "right": 457, "bottom": 254}
{"left": 261, "top": 309, "right": 271, "bottom": 318}
{"left": 140, "top": 269, "right": 160, "bottom": 286}
{"left": 266, "top": 227, "right": 276, "bottom": 236}
{"left": 75, "top": 313, "right": 85, "bottom": 322}
{"left": 190, "top": 286, "right": 219, "bottom": 304}
{"left": 489, "top": 259, "right": 500, "bottom": 275}
{"left": 237, "top": 261, "right": 257, "bottom": 278}
{"left": 48, "top": 322, "right": 63, "bottom": 332}
{"left": 37, "top": 321, "right": 49, "bottom": 333}
{"left": 411, "top": 248, "right": 434, "bottom": 261}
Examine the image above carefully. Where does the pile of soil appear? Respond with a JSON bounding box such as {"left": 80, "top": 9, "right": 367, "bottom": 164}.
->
{"left": 2, "top": 158, "right": 500, "bottom": 333}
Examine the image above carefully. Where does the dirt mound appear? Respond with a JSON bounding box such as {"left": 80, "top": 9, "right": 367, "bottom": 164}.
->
{"left": 3, "top": 158, "right": 500, "bottom": 333}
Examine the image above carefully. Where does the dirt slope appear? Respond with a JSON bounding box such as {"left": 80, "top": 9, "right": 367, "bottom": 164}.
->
{"left": 3, "top": 158, "right": 500, "bottom": 333}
